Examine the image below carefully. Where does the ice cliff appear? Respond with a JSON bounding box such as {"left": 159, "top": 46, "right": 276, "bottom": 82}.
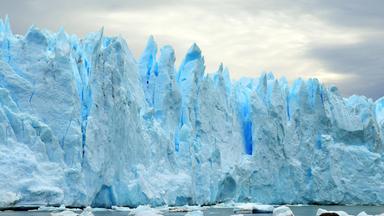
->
{"left": 1, "top": 17, "right": 384, "bottom": 208}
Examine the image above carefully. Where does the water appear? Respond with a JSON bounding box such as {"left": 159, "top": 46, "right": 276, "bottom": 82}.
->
{"left": 290, "top": 205, "right": 384, "bottom": 215}
{"left": 1, "top": 206, "right": 384, "bottom": 216}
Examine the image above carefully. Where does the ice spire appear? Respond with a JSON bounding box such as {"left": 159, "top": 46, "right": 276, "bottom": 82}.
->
{"left": 176, "top": 42, "right": 205, "bottom": 102}
{"left": 139, "top": 35, "right": 158, "bottom": 106}
{"left": 177, "top": 43, "right": 204, "bottom": 82}
{"left": 3, "top": 15, "right": 12, "bottom": 36}
{"left": 140, "top": 35, "right": 158, "bottom": 78}
{"left": 213, "top": 63, "right": 231, "bottom": 97}
{"left": 213, "top": 63, "right": 224, "bottom": 86}
{"left": 0, "top": 19, "right": 4, "bottom": 34}
{"left": 377, "top": 97, "right": 384, "bottom": 125}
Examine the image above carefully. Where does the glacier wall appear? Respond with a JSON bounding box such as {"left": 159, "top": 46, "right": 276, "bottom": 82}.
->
{"left": 1, "top": 18, "right": 384, "bottom": 208}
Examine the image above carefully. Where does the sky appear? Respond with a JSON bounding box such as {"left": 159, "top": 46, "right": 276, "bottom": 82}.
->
{"left": 0, "top": 0, "right": 383, "bottom": 100}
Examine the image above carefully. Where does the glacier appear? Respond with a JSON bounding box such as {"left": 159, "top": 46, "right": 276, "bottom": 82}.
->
{"left": 1, "top": 17, "right": 384, "bottom": 208}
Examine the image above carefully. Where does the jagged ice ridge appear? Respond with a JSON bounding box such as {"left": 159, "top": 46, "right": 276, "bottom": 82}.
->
{"left": 1, "top": 17, "right": 384, "bottom": 208}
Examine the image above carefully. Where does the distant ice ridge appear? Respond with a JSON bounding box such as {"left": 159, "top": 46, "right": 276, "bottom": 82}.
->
{"left": 1, "top": 16, "right": 384, "bottom": 208}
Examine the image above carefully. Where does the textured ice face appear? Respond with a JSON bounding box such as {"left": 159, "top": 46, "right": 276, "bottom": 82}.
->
{"left": 0, "top": 18, "right": 384, "bottom": 208}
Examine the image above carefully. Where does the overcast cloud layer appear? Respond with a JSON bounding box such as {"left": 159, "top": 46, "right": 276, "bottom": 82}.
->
{"left": 0, "top": 0, "right": 383, "bottom": 99}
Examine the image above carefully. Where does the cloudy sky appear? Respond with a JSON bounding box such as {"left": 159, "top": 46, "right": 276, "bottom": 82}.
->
{"left": 1, "top": 0, "right": 383, "bottom": 99}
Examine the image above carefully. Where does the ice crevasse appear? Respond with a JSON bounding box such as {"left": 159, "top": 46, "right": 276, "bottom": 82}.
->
{"left": 1, "top": 17, "right": 384, "bottom": 208}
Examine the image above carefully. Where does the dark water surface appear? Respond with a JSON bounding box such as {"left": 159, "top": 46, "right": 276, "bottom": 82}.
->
{"left": 1, "top": 206, "right": 384, "bottom": 216}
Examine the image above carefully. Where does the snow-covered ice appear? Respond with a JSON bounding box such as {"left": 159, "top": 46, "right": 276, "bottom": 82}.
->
{"left": 1, "top": 17, "right": 384, "bottom": 208}
{"left": 38, "top": 204, "right": 67, "bottom": 211}
{"left": 129, "top": 205, "right": 164, "bottom": 216}
{"left": 273, "top": 206, "right": 294, "bottom": 216}
{"left": 233, "top": 203, "right": 274, "bottom": 214}
{"left": 357, "top": 212, "right": 384, "bottom": 216}
{"left": 0, "top": 192, "right": 21, "bottom": 208}
{"left": 168, "top": 205, "right": 205, "bottom": 213}
{"left": 49, "top": 207, "right": 94, "bottom": 216}
{"left": 50, "top": 211, "right": 78, "bottom": 216}
{"left": 80, "top": 207, "right": 94, "bottom": 216}
{"left": 316, "top": 208, "right": 351, "bottom": 216}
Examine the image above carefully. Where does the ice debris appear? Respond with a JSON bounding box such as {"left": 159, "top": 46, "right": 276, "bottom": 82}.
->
{"left": 357, "top": 212, "right": 384, "bottom": 216}
{"left": 129, "top": 205, "right": 164, "bottom": 216}
{"left": 316, "top": 208, "right": 351, "bottom": 216}
{"left": 233, "top": 203, "right": 274, "bottom": 214}
{"left": 49, "top": 207, "right": 94, "bottom": 216}
{"left": 273, "top": 206, "right": 294, "bottom": 216}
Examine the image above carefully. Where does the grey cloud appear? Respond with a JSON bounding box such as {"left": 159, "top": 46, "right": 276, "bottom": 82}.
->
{"left": 0, "top": 0, "right": 174, "bottom": 33}
{"left": 309, "top": 37, "right": 384, "bottom": 100}
{"left": 0, "top": 0, "right": 383, "bottom": 99}
{"left": 307, "top": 0, "right": 384, "bottom": 29}
{"left": 4, "top": 0, "right": 383, "bottom": 34}
{"left": 231, "top": 0, "right": 384, "bottom": 29}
